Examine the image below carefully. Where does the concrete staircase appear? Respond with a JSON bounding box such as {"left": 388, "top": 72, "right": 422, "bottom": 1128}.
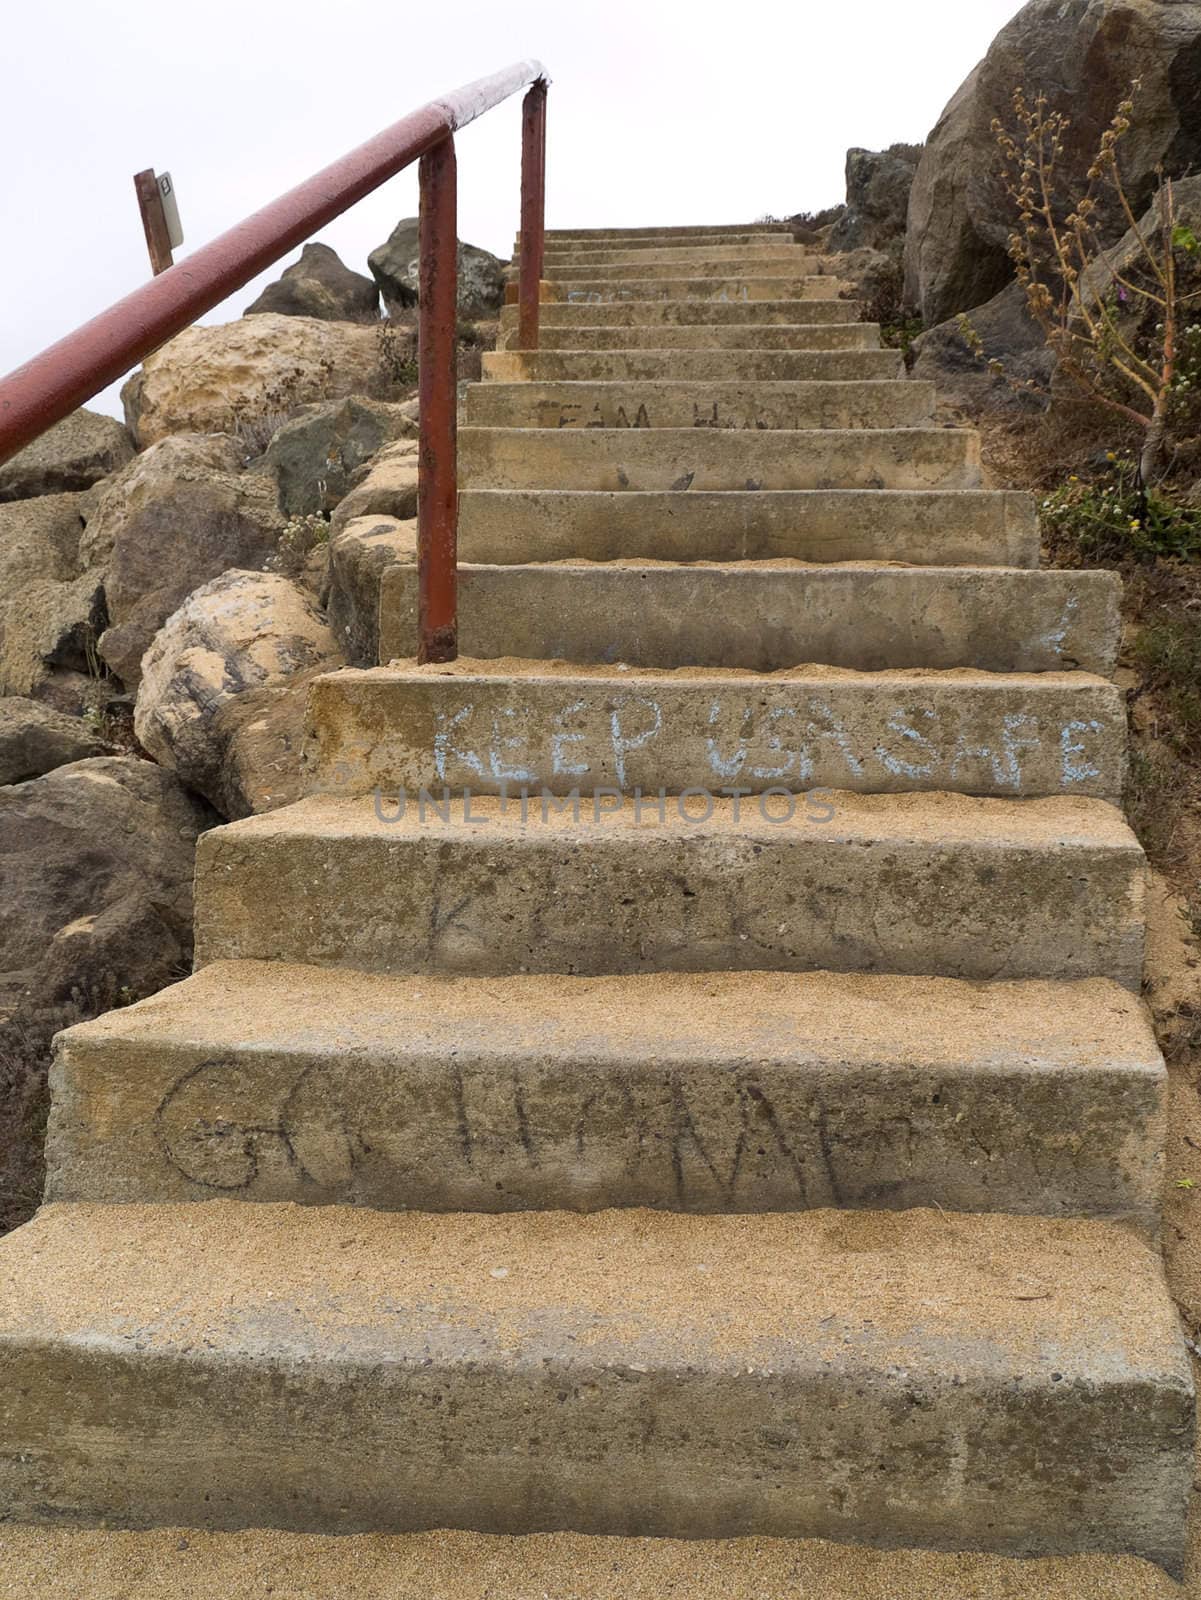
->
{"left": 3, "top": 223, "right": 1193, "bottom": 1576}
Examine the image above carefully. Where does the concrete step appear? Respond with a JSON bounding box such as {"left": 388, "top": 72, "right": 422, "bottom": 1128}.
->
{"left": 3, "top": 1526, "right": 1187, "bottom": 1600}
{"left": 483, "top": 349, "right": 903, "bottom": 382}
{"left": 463, "top": 379, "right": 935, "bottom": 431}
{"left": 305, "top": 661, "right": 1126, "bottom": 802}
{"left": 48, "top": 961, "right": 1164, "bottom": 1225}
{"left": 0, "top": 1202, "right": 1188, "bottom": 1566}
{"left": 454, "top": 489, "right": 1038, "bottom": 565}
{"left": 538, "top": 223, "right": 798, "bottom": 239}
{"left": 459, "top": 427, "right": 981, "bottom": 494}
{"left": 379, "top": 562, "right": 1119, "bottom": 675}
{"left": 544, "top": 259, "right": 821, "bottom": 283}
{"left": 498, "top": 324, "right": 880, "bottom": 351}
{"left": 193, "top": 792, "right": 1145, "bottom": 987}
{"left": 499, "top": 299, "right": 860, "bottom": 328}
{"left": 531, "top": 246, "right": 816, "bottom": 270}
{"left": 529, "top": 277, "right": 847, "bottom": 303}
{"left": 537, "top": 232, "right": 790, "bottom": 254}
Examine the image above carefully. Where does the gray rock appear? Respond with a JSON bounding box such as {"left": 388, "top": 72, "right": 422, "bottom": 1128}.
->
{"left": 829, "top": 146, "right": 921, "bottom": 253}
{"left": 0, "top": 410, "right": 134, "bottom": 503}
{"left": 911, "top": 281, "right": 1053, "bottom": 415}
{"left": 133, "top": 569, "right": 343, "bottom": 818}
{"left": 257, "top": 395, "right": 418, "bottom": 517}
{"left": 0, "top": 698, "right": 113, "bottom": 785}
{"left": 905, "top": 0, "right": 1201, "bottom": 326}
{"left": 368, "top": 217, "right": 507, "bottom": 319}
{"left": 244, "top": 242, "right": 379, "bottom": 324}
{"left": 0, "top": 493, "right": 105, "bottom": 702}
{"left": 0, "top": 754, "right": 213, "bottom": 1225}
{"left": 84, "top": 434, "right": 287, "bottom": 690}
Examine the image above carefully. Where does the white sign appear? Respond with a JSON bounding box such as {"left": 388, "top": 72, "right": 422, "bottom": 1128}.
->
{"left": 157, "top": 172, "right": 184, "bottom": 251}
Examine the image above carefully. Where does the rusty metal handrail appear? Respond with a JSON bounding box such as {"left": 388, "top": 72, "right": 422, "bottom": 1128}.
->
{"left": 0, "top": 58, "right": 549, "bottom": 663}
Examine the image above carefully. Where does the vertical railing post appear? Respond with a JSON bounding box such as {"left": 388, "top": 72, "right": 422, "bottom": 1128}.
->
{"left": 417, "top": 135, "right": 459, "bottom": 664}
{"left": 517, "top": 79, "right": 548, "bottom": 350}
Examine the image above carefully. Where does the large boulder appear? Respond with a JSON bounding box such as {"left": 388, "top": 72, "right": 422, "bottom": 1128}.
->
{"left": 244, "top": 242, "right": 379, "bottom": 323}
{"left": 905, "top": 0, "right": 1201, "bottom": 326}
{"left": 83, "top": 434, "right": 287, "bottom": 690}
{"left": 0, "top": 698, "right": 112, "bottom": 785}
{"left": 829, "top": 145, "right": 921, "bottom": 253}
{"left": 0, "top": 409, "right": 134, "bottom": 503}
{"left": 368, "top": 217, "right": 507, "bottom": 319}
{"left": 134, "top": 569, "right": 343, "bottom": 817}
{"left": 257, "top": 395, "right": 418, "bottom": 517}
{"left": 910, "top": 280, "right": 1053, "bottom": 414}
{"left": 0, "top": 492, "right": 105, "bottom": 703}
{"left": 120, "top": 315, "right": 392, "bottom": 447}
{"left": 0, "top": 755, "right": 212, "bottom": 1228}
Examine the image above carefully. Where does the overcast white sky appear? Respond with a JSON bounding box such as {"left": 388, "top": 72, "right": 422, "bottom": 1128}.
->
{"left": 1, "top": 0, "right": 1022, "bottom": 419}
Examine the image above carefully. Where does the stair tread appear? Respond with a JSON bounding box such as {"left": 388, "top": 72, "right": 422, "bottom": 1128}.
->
{"left": 0, "top": 1524, "right": 1181, "bottom": 1600}
{"left": 210, "top": 789, "right": 1139, "bottom": 849}
{"left": 60, "top": 958, "right": 1158, "bottom": 1069}
{"left": 0, "top": 1201, "right": 1183, "bottom": 1379}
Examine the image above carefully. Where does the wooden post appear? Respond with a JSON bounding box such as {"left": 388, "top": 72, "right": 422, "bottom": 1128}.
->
{"left": 134, "top": 170, "right": 174, "bottom": 276}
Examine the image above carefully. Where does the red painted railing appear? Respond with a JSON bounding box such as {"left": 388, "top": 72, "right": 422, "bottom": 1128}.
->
{"left": 0, "top": 60, "right": 549, "bottom": 664}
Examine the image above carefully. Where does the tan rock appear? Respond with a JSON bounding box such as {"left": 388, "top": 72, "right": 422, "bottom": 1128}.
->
{"left": 84, "top": 435, "right": 286, "bottom": 689}
{"left": 134, "top": 571, "right": 342, "bottom": 818}
{"left": 120, "top": 316, "right": 393, "bottom": 447}
{"left": 328, "top": 515, "right": 414, "bottom": 666}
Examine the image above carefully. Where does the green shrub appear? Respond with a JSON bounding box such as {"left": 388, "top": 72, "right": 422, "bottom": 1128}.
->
{"left": 1041, "top": 457, "right": 1201, "bottom": 560}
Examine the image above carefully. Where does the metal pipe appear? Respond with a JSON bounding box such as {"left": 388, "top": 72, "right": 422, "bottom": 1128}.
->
{"left": 517, "top": 80, "right": 548, "bottom": 350}
{"left": 0, "top": 59, "right": 545, "bottom": 463}
{"left": 417, "top": 136, "right": 459, "bottom": 665}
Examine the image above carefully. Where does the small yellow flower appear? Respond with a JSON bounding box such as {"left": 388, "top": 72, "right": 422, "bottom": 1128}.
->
{"left": 1130, "top": 519, "right": 1142, "bottom": 531}
{"left": 1106, "top": 451, "right": 1116, "bottom": 462}
{"left": 1069, "top": 475, "right": 1079, "bottom": 483}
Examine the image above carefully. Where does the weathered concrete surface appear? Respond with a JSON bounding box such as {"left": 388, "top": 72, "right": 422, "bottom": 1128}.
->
{"left": 536, "top": 246, "right": 818, "bottom": 270}
{"left": 499, "top": 324, "right": 880, "bottom": 351}
{"left": 379, "top": 562, "right": 1118, "bottom": 673}
{"left": 538, "top": 224, "right": 797, "bottom": 239}
{"left": 459, "top": 427, "right": 981, "bottom": 493}
{"left": 499, "top": 300, "right": 858, "bottom": 328}
{"left": 464, "top": 380, "right": 936, "bottom": 431}
{"left": 544, "top": 259, "right": 821, "bottom": 283}
{"left": 539, "top": 233, "right": 791, "bottom": 256}
{"left": 0, "top": 1203, "right": 1189, "bottom": 1566}
{"left": 483, "top": 350, "right": 903, "bottom": 382}
{"left": 540, "top": 277, "right": 848, "bottom": 303}
{"left": 193, "top": 792, "right": 1146, "bottom": 987}
{"left": 47, "top": 962, "right": 1165, "bottom": 1226}
{"left": 454, "top": 489, "right": 1038, "bottom": 565}
{"left": 304, "top": 661, "right": 1126, "bottom": 801}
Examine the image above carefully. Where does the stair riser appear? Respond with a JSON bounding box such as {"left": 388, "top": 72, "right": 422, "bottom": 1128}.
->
{"left": 306, "top": 675, "right": 1126, "bottom": 802}
{"left": 536, "top": 234, "right": 790, "bottom": 254}
{"left": 544, "top": 260, "right": 821, "bottom": 282}
{"left": 463, "top": 381, "right": 935, "bottom": 431}
{"left": 483, "top": 351, "right": 902, "bottom": 381}
{"left": 535, "top": 225, "right": 797, "bottom": 240}
{"left": 194, "top": 808, "right": 1146, "bottom": 987}
{"left": 455, "top": 490, "right": 1037, "bottom": 565}
{"left": 525, "top": 279, "right": 846, "bottom": 303}
{"left": 2, "top": 1323, "right": 1187, "bottom": 1560}
{"left": 499, "top": 300, "right": 859, "bottom": 327}
{"left": 497, "top": 325, "right": 879, "bottom": 351}
{"left": 530, "top": 248, "right": 816, "bottom": 270}
{"left": 459, "top": 429, "right": 981, "bottom": 494}
{"left": 47, "top": 1031, "right": 1165, "bottom": 1226}
{"left": 379, "top": 564, "right": 1118, "bottom": 673}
